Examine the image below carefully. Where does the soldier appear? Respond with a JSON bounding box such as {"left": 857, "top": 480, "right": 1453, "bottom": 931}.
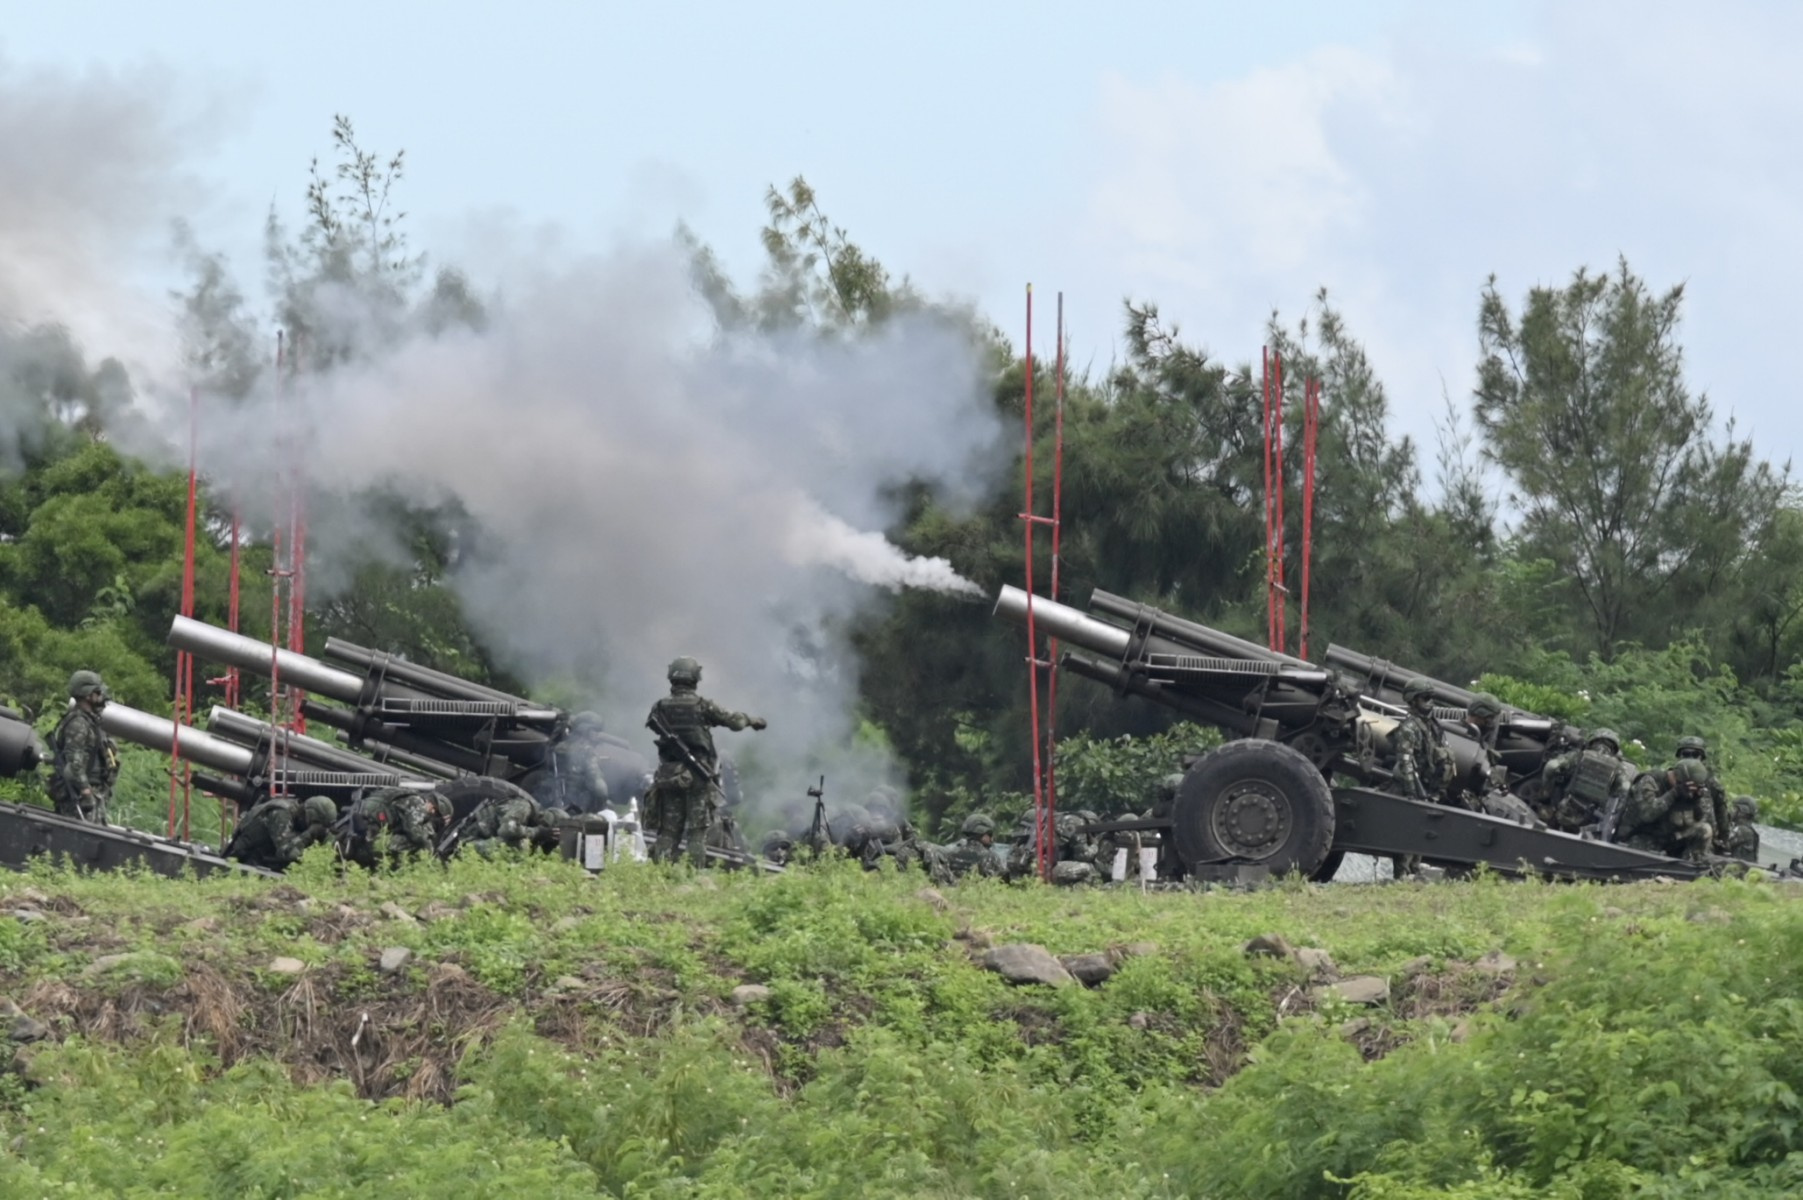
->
{"left": 1383, "top": 678, "right": 1448, "bottom": 878}
{"left": 1674, "top": 736, "right": 1731, "bottom": 851}
{"left": 1389, "top": 679, "right": 1450, "bottom": 803}
{"left": 1460, "top": 693, "right": 1538, "bottom": 824}
{"left": 48, "top": 670, "right": 119, "bottom": 823}
{"left": 1723, "top": 796, "right": 1760, "bottom": 862}
{"left": 460, "top": 789, "right": 560, "bottom": 858}
{"left": 942, "top": 812, "right": 1003, "bottom": 881}
{"left": 644, "top": 656, "right": 766, "bottom": 867}
{"left": 342, "top": 786, "right": 448, "bottom": 868}
{"left": 759, "top": 829, "right": 797, "bottom": 866}
{"left": 547, "top": 711, "right": 613, "bottom": 813}
{"left": 226, "top": 794, "right": 338, "bottom": 872}
{"left": 1542, "top": 728, "right": 1634, "bottom": 834}
{"left": 1616, "top": 758, "right": 1714, "bottom": 861}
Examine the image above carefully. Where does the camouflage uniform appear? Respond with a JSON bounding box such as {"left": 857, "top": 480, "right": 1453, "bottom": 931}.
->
{"left": 645, "top": 657, "right": 765, "bottom": 867}
{"left": 1542, "top": 729, "right": 1635, "bottom": 834}
{"left": 346, "top": 786, "right": 446, "bottom": 866}
{"left": 1387, "top": 679, "right": 1449, "bottom": 802}
{"left": 942, "top": 813, "right": 1002, "bottom": 881}
{"left": 1723, "top": 796, "right": 1760, "bottom": 862}
{"left": 1674, "top": 736, "right": 1731, "bottom": 852}
{"left": 547, "top": 712, "right": 613, "bottom": 813}
{"left": 48, "top": 671, "right": 119, "bottom": 823}
{"left": 1385, "top": 679, "right": 1446, "bottom": 878}
{"left": 1616, "top": 759, "right": 1714, "bottom": 861}
{"left": 465, "top": 791, "right": 556, "bottom": 857}
{"left": 1459, "top": 694, "right": 1538, "bottom": 824}
{"left": 227, "top": 795, "right": 337, "bottom": 871}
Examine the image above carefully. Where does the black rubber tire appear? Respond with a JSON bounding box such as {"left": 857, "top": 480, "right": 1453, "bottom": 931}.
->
{"left": 1171, "top": 739, "right": 1336, "bottom": 880}
{"left": 431, "top": 775, "right": 535, "bottom": 823}
{"left": 1310, "top": 850, "right": 1347, "bottom": 883}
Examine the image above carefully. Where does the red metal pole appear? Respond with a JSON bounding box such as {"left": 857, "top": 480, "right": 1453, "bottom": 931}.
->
{"left": 168, "top": 387, "right": 199, "bottom": 839}
{"left": 287, "top": 333, "right": 308, "bottom": 734}
{"left": 226, "top": 512, "right": 241, "bottom": 708}
{"left": 1273, "top": 352, "right": 1287, "bottom": 655}
{"left": 1021, "top": 286, "right": 1051, "bottom": 881}
{"left": 1262, "top": 349, "right": 1275, "bottom": 650}
{"left": 1300, "top": 377, "right": 1319, "bottom": 660}
{"left": 1043, "top": 291, "right": 1066, "bottom": 866}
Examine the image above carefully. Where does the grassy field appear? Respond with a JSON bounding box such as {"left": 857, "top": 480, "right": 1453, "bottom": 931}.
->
{"left": 0, "top": 853, "right": 1800, "bottom": 1197}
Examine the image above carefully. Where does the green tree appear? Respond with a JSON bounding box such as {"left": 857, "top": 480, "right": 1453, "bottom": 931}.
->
{"left": 1473, "top": 259, "right": 1787, "bottom": 656}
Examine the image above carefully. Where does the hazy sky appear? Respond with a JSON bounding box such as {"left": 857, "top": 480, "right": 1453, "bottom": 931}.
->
{"left": 4, "top": 0, "right": 1800, "bottom": 480}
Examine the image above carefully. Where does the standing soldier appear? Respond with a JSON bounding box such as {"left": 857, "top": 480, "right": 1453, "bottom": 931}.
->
{"left": 645, "top": 656, "right": 766, "bottom": 867}
{"left": 1383, "top": 678, "right": 1448, "bottom": 878}
{"left": 1389, "top": 679, "right": 1450, "bottom": 803}
{"left": 48, "top": 671, "right": 119, "bottom": 824}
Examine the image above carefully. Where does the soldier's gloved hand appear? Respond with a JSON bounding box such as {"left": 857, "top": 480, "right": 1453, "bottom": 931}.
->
{"left": 749, "top": 717, "right": 768, "bottom": 731}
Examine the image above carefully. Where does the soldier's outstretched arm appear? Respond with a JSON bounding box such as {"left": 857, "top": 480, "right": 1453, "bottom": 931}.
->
{"left": 701, "top": 698, "right": 766, "bottom": 731}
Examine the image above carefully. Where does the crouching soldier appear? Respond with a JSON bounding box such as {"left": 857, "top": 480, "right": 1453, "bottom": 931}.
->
{"left": 943, "top": 813, "right": 1003, "bottom": 882}
{"left": 1617, "top": 758, "right": 1714, "bottom": 862}
{"left": 458, "top": 789, "right": 561, "bottom": 858}
{"left": 1723, "top": 795, "right": 1761, "bottom": 862}
{"left": 226, "top": 794, "right": 338, "bottom": 872}
{"left": 342, "top": 786, "right": 448, "bottom": 869}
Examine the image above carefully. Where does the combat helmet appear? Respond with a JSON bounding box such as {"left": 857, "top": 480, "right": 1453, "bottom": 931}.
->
{"left": 960, "top": 812, "right": 995, "bottom": 838}
{"left": 1670, "top": 757, "right": 1711, "bottom": 789}
{"left": 570, "top": 711, "right": 606, "bottom": 736}
{"left": 302, "top": 795, "right": 338, "bottom": 827}
{"left": 1585, "top": 728, "right": 1621, "bottom": 754}
{"left": 1731, "top": 795, "right": 1759, "bottom": 820}
{"left": 667, "top": 657, "right": 702, "bottom": 686}
{"left": 1402, "top": 677, "right": 1435, "bottom": 708}
{"left": 1675, "top": 735, "right": 1708, "bottom": 760}
{"left": 68, "top": 670, "right": 107, "bottom": 700}
{"left": 1466, "top": 693, "right": 1503, "bottom": 720}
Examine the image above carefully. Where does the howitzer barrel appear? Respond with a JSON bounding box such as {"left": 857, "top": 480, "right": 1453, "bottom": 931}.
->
{"left": 0, "top": 712, "right": 43, "bottom": 778}
{"left": 204, "top": 708, "right": 436, "bottom": 780}
{"left": 1089, "top": 589, "right": 1314, "bottom": 668}
{"left": 994, "top": 586, "right": 1130, "bottom": 658}
{"left": 98, "top": 704, "right": 257, "bottom": 777}
{"left": 320, "top": 638, "right": 536, "bottom": 708}
{"left": 169, "top": 616, "right": 366, "bottom": 703}
{"left": 1323, "top": 644, "right": 1484, "bottom": 710}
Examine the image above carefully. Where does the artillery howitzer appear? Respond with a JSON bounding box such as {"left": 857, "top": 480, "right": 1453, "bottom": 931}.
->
{"left": 0, "top": 705, "right": 273, "bottom": 879}
{"left": 995, "top": 585, "right": 1727, "bottom": 884}
{"left": 99, "top": 702, "right": 447, "bottom": 812}
{"left": 165, "top": 616, "right": 653, "bottom": 815}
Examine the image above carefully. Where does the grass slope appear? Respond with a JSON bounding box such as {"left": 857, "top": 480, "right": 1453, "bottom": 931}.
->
{"left": 0, "top": 854, "right": 1800, "bottom": 1197}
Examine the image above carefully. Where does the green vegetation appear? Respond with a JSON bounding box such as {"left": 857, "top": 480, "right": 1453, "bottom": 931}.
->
{"left": 1, "top": 858, "right": 1801, "bottom": 1195}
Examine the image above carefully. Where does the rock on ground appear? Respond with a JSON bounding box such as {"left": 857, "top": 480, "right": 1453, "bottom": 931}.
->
{"left": 982, "top": 944, "right": 1074, "bottom": 988}
{"left": 730, "top": 984, "right": 774, "bottom": 1007}
{"left": 378, "top": 947, "right": 414, "bottom": 974}
{"left": 1059, "top": 953, "right": 1116, "bottom": 987}
{"left": 1312, "top": 975, "right": 1389, "bottom": 1006}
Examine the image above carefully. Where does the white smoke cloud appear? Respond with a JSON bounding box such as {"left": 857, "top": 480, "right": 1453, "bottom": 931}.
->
{"left": 186, "top": 242, "right": 1006, "bottom": 812}
{"left": 0, "top": 56, "right": 1008, "bottom": 819}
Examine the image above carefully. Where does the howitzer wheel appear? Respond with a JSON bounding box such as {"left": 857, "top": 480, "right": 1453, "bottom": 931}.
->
{"left": 1171, "top": 739, "right": 1336, "bottom": 881}
{"left": 431, "top": 776, "right": 535, "bottom": 824}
